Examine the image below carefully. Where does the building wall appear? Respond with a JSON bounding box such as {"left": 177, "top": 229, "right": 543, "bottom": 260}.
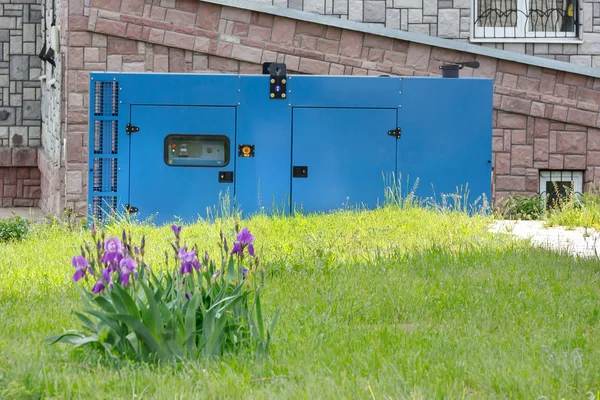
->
{"left": 38, "top": 0, "right": 65, "bottom": 216}
{"left": 45, "top": 0, "right": 600, "bottom": 216}
{"left": 0, "top": 0, "right": 43, "bottom": 207}
{"left": 266, "top": 0, "right": 600, "bottom": 67}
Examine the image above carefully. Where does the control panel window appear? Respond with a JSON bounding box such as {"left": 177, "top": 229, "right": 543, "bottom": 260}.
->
{"left": 164, "top": 135, "right": 229, "bottom": 167}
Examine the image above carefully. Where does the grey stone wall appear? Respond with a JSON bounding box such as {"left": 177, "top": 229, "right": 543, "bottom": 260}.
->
{"left": 40, "top": 0, "right": 61, "bottom": 165}
{"left": 38, "top": 0, "right": 64, "bottom": 216}
{"left": 0, "top": 0, "right": 42, "bottom": 149}
{"left": 267, "top": 0, "right": 600, "bottom": 67}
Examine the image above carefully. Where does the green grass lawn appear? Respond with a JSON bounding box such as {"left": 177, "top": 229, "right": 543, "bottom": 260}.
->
{"left": 1, "top": 207, "right": 599, "bottom": 399}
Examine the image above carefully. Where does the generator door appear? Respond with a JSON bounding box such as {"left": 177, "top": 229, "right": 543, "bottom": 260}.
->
{"left": 291, "top": 108, "right": 398, "bottom": 214}
{"left": 397, "top": 78, "right": 493, "bottom": 208}
{"left": 128, "top": 106, "right": 236, "bottom": 224}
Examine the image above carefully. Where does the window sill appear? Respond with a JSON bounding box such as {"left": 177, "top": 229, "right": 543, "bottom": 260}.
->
{"left": 469, "top": 37, "right": 584, "bottom": 44}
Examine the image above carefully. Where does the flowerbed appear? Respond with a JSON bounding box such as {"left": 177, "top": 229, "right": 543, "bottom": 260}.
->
{"left": 47, "top": 224, "right": 279, "bottom": 362}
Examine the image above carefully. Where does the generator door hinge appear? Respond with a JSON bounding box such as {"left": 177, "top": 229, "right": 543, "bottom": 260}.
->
{"left": 387, "top": 127, "right": 401, "bottom": 139}
{"left": 124, "top": 204, "right": 138, "bottom": 213}
{"left": 126, "top": 124, "right": 140, "bottom": 135}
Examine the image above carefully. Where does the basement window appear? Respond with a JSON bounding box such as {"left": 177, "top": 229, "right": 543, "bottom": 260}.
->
{"left": 538, "top": 170, "right": 583, "bottom": 208}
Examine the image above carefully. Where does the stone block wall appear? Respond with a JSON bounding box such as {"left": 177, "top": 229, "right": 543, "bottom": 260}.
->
{"left": 265, "top": 0, "right": 600, "bottom": 67}
{"left": 0, "top": 0, "right": 43, "bottom": 208}
{"left": 46, "top": 0, "right": 600, "bottom": 216}
{"left": 38, "top": 0, "right": 64, "bottom": 216}
{"left": 0, "top": 147, "right": 40, "bottom": 207}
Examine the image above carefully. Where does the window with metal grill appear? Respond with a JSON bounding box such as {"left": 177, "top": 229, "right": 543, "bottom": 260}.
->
{"left": 472, "top": 0, "right": 579, "bottom": 41}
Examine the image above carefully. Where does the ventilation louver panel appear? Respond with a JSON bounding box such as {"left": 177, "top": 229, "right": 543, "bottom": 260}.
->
{"left": 94, "top": 81, "right": 119, "bottom": 117}
{"left": 92, "top": 196, "right": 118, "bottom": 222}
{"left": 93, "top": 120, "right": 119, "bottom": 155}
{"left": 90, "top": 79, "right": 120, "bottom": 222}
{"left": 92, "top": 158, "right": 118, "bottom": 193}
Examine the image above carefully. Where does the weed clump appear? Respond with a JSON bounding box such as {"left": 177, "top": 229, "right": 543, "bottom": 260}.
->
{"left": 0, "top": 216, "right": 30, "bottom": 243}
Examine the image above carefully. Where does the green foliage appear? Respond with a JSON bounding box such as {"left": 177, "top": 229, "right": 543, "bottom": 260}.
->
{"left": 0, "top": 216, "right": 30, "bottom": 242}
{"left": 502, "top": 194, "right": 546, "bottom": 220}
{"left": 45, "top": 225, "right": 279, "bottom": 362}
{"left": 545, "top": 186, "right": 600, "bottom": 230}
{"left": 498, "top": 184, "right": 600, "bottom": 231}
{"left": 2, "top": 207, "right": 600, "bottom": 398}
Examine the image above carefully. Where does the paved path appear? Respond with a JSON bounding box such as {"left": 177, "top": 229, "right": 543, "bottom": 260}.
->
{"left": 490, "top": 220, "right": 600, "bottom": 259}
{"left": 0, "top": 207, "right": 46, "bottom": 222}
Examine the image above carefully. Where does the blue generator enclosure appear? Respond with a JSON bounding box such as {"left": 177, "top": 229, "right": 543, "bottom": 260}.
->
{"left": 88, "top": 67, "right": 493, "bottom": 225}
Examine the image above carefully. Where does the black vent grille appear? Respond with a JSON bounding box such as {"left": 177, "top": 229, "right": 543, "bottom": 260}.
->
{"left": 92, "top": 196, "right": 118, "bottom": 221}
{"left": 90, "top": 79, "right": 120, "bottom": 222}
{"left": 92, "top": 158, "right": 118, "bottom": 193}
{"left": 93, "top": 120, "right": 119, "bottom": 155}
{"left": 93, "top": 81, "right": 119, "bottom": 116}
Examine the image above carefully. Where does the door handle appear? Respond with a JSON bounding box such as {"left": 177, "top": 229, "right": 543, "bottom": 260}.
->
{"left": 218, "top": 171, "right": 233, "bottom": 183}
{"left": 293, "top": 166, "right": 308, "bottom": 178}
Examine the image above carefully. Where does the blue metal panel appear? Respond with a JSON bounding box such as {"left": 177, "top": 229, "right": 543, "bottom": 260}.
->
{"left": 235, "top": 76, "right": 293, "bottom": 216}
{"left": 128, "top": 106, "right": 236, "bottom": 224}
{"left": 291, "top": 108, "right": 398, "bottom": 214}
{"left": 90, "top": 72, "right": 241, "bottom": 106}
{"left": 288, "top": 76, "right": 402, "bottom": 108}
{"left": 397, "top": 77, "right": 493, "bottom": 208}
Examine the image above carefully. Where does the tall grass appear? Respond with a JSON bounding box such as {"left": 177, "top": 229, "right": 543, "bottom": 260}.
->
{"left": 545, "top": 186, "right": 600, "bottom": 230}
{"left": 1, "top": 202, "right": 599, "bottom": 398}
{"left": 500, "top": 184, "right": 600, "bottom": 230}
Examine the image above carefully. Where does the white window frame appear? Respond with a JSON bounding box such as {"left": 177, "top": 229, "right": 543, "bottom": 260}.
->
{"left": 538, "top": 170, "right": 583, "bottom": 207}
{"left": 470, "top": 0, "right": 583, "bottom": 43}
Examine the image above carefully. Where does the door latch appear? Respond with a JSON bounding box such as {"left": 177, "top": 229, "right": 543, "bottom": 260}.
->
{"left": 124, "top": 204, "right": 138, "bottom": 213}
{"left": 219, "top": 171, "right": 234, "bottom": 183}
{"left": 293, "top": 166, "right": 308, "bottom": 178}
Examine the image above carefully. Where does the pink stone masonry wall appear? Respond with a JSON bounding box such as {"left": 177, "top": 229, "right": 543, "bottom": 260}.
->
{"left": 0, "top": 148, "right": 41, "bottom": 208}
{"left": 60, "top": 0, "right": 600, "bottom": 214}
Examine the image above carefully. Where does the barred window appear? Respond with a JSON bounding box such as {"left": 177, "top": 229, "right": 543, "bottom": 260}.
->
{"left": 473, "top": 0, "right": 579, "bottom": 40}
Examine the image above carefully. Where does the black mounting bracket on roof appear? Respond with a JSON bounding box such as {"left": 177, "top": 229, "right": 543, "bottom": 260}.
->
{"left": 263, "top": 62, "right": 287, "bottom": 100}
{"left": 440, "top": 61, "right": 480, "bottom": 78}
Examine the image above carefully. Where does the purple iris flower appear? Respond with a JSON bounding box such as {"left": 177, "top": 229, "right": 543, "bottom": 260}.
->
{"left": 211, "top": 270, "right": 221, "bottom": 284}
{"left": 92, "top": 268, "right": 112, "bottom": 294}
{"left": 241, "top": 267, "right": 249, "bottom": 280}
{"left": 178, "top": 246, "right": 200, "bottom": 275}
{"left": 71, "top": 255, "right": 89, "bottom": 282}
{"left": 231, "top": 227, "right": 255, "bottom": 257}
{"left": 172, "top": 225, "right": 181, "bottom": 236}
{"left": 102, "top": 237, "right": 124, "bottom": 268}
{"left": 119, "top": 257, "right": 137, "bottom": 287}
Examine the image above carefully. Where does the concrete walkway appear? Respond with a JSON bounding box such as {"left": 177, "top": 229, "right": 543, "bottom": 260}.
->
{"left": 489, "top": 220, "right": 600, "bottom": 259}
{"left": 0, "top": 207, "right": 46, "bottom": 222}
